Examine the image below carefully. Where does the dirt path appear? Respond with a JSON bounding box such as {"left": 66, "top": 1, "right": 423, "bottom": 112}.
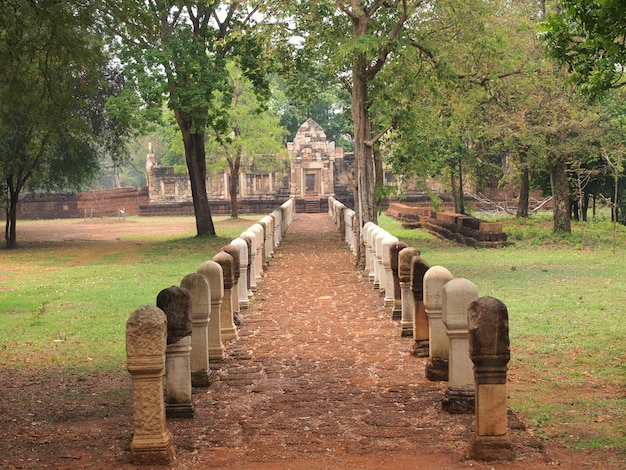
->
{"left": 163, "top": 213, "right": 594, "bottom": 469}
{"left": 0, "top": 213, "right": 618, "bottom": 469}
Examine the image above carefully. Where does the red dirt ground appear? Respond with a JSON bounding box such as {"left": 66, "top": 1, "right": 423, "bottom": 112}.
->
{"left": 0, "top": 214, "right": 622, "bottom": 469}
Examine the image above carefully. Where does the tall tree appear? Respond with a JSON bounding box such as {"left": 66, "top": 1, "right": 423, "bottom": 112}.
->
{"left": 277, "top": 1, "right": 421, "bottom": 267}
{"left": 0, "top": 0, "right": 126, "bottom": 248}
{"left": 208, "top": 63, "right": 288, "bottom": 218}
{"left": 110, "top": 1, "right": 269, "bottom": 237}
{"left": 541, "top": 0, "right": 626, "bottom": 95}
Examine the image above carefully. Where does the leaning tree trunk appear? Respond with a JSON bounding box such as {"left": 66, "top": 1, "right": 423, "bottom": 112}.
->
{"left": 227, "top": 147, "right": 242, "bottom": 219}
{"left": 549, "top": 159, "right": 571, "bottom": 233}
{"left": 516, "top": 165, "right": 530, "bottom": 218}
{"left": 177, "top": 114, "right": 216, "bottom": 237}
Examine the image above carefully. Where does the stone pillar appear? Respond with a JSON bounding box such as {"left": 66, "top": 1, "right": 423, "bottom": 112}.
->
{"left": 442, "top": 278, "right": 478, "bottom": 414}
{"left": 468, "top": 296, "right": 514, "bottom": 461}
{"left": 239, "top": 173, "right": 245, "bottom": 197}
{"left": 367, "top": 225, "right": 381, "bottom": 285}
{"left": 272, "top": 210, "right": 282, "bottom": 247}
{"left": 126, "top": 305, "right": 175, "bottom": 465}
{"left": 345, "top": 209, "right": 355, "bottom": 252}
{"left": 250, "top": 224, "right": 264, "bottom": 280}
{"left": 213, "top": 251, "right": 239, "bottom": 342}
{"left": 390, "top": 241, "right": 408, "bottom": 320}
{"left": 240, "top": 231, "right": 257, "bottom": 292}
{"left": 424, "top": 266, "right": 454, "bottom": 382}
{"left": 410, "top": 256, "right": 431, "bottom": 357}
{"left": 157, "top": 286, "right": 194, "bottom": 419}
{"left": 382, "top": 234, "right": 399, "bottom": 309}
{"left": 231, "top": 238, "right": 250, "bottom": 310}
{"left": 221, "top": 243, "right": 242, "bottom": 326}
{"left": 197, "top": 260, "right": 225, "bottom": 362}
{"left": 398, "top": 247, "right": 420, "bottom": 337}
{"left": 374, "top": 229, "right": 388, "bottom": 294}
{"left": 260, "top": 216, "right": 274, "bottom": 262}
{"left": 362, "top": 222, "right": 375, "bottom": 279}
{"left": 180, "top": 273, "right": 212, "bottom": 387}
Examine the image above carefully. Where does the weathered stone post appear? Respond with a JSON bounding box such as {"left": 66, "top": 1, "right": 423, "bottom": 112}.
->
{"left": 367, "top": 225, "right": 381, "bottom": 285}
{"left": 221, "top": 243, "right": 242, "bottom": 326}
{"left": 411, "top": 256, "right": 431, "bottom": 357}
{"left": 260, "top": 216, "right": 273, "bottom": 263}
{"left": 468, "top": 296, "right": 514, "bottom": 461}
{"left": 126, "top": 305, "right": 175, "bottom": 464}
{"left": 374, "top": 229, "right": 389, "bottom": 294}
{"left": 250, "top": 224, "right": 264, "bottom": 280}
{"left": 424, "top": 265, "right": 454, "bottom": 381}
{"left": 382, "top": 234, "right": 400, "bottom": 309}
{"left": 442, "top": 278, "right": 478, "bottom": 413}
{"left": 362, "top": 222, "right": 375, "bottom": 280}
{"left": 398, "top": 247, "right": 420, "bottom": 337}
{"left": 390, "top": 241, "right": 408, "bottom": 320}
{"left": 231, "top": 238, "right": 250, "bottom": 310}
{"left": 345, "top": 208, "right": 355, "bottom": 251}
{"left": 197, "top": 260, "right": 225, "bottom": 362}
{"left": 272, "top": 209, "right": 282, "bottom": 247}
{"left": 328, "top": 196, "right": 336, "bottom": 218}
{"left": 240, "top": 232, "right": 255, "bottom": 294}
{"left": 157, "top": 286, "right": 194, "bottom": 418}
{"left": 212, "top": 251, "right": 239, "bottom": 342}
{"left": 180, "top": 273, "right": 212, "bottom": 387}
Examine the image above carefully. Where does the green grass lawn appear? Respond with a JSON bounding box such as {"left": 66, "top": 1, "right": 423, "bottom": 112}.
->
{"left": 1, "top": 211, "right": 624, "bottom": 457}
{"left": 0, "top": 215, "right": 255, "bottom": 369}
{"left": 379, "top": 212, "right": 626, "bottom": 454}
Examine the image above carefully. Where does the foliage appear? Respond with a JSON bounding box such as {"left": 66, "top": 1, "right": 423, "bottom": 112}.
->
{"left": 540, "top": 0, "right": 626, "bottom": 95}
{"left": 109, "top": 1, "right": 272, "bottom": 236}
{"left": 379, "top": 213, "right": 626, "bottom": 453}
{"left": 207, "top": 63, "right": 288, "bottom": 174}
{"left": 0, "top": 0, "right": 128, "bottom": 248}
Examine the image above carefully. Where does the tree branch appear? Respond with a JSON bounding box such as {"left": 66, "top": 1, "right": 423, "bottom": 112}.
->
{"left": 364, "top": 1, "right": 408, "bottom": 80}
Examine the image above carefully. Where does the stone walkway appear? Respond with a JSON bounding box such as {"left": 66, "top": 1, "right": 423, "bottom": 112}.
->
{"left": 166, "top": 213, "right": 545, "bottom": 470}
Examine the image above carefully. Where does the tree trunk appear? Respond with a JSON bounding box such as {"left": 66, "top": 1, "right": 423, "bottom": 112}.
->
{"left": 516, "top": 165, "right": 530, "bottom": 218}
{"left": 177, "top": 113, "right": 216, "bottom": 237}
{"left": 549, "top": 159, "right": 571, "bottom": 233}
{"left": 228, "top": 146, "right": 242, "bottom": 219}
{"left": 351, "top": 35, "right": 377, "bottom": 269}
{"left": 450, "top": 169, "right": 459, "bottom": 213}
{"left": 5, "top": 186, "right": 18, "bottom": 249}
{"left": 458, "top": 157, "right": 465, "bottom": 214}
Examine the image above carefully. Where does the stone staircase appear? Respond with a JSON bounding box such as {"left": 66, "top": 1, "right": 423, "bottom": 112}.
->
{"left": 304, "top": 198, "right": 321, "bottom": 213}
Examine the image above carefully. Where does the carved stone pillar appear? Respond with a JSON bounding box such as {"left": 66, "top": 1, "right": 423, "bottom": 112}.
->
{"left": 468, "top": 296, "right": 514, "bottom": 461}
{"left": 126, "top": 305, "right": 175, "bottom": 464}
{"left": 424, "top": 266, "right": 454, "bottom": 381}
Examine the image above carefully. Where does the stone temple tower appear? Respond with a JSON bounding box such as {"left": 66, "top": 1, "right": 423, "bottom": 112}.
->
{"left": 287, "top": 119, "right": 343, "bottom": 211}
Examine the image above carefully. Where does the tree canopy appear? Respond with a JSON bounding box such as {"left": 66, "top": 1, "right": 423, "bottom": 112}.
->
{"left": 541, "top": 0, "right": 626, "bottom": 95}
{"left": 0, "top": 0, "right": 127, "bottom": 248}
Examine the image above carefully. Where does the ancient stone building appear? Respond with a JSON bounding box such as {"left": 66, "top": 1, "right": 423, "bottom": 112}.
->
{"left": 144, "top": 119, "right": 353, "bottom": 213}
{"left": 287, "top": 118, "right": 343, "bottom": 200}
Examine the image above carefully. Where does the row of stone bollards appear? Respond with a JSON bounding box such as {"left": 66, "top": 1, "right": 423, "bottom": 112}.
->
{"left": 328, "top": 197, "right": 514, "bottom": 462}
{"left": 124, "top": 199, "right": 295, "bottom": 465}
